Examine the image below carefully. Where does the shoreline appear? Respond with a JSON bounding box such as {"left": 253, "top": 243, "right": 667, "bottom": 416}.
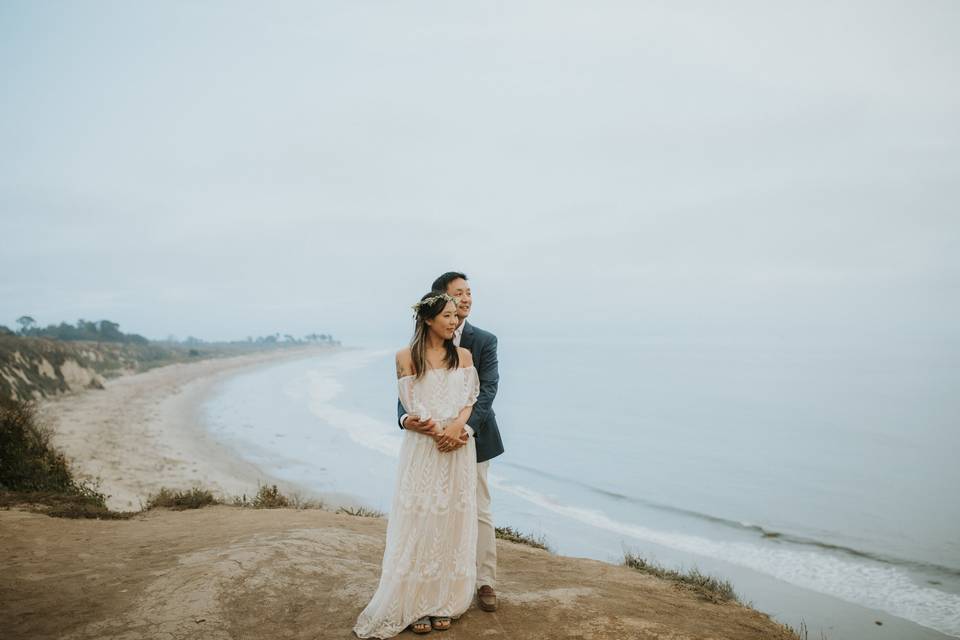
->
{"left": 36, "top": 345, "right": 353, "bottom": 511}
{"left": 27, "top": 345, "right": 958, "bottom": 640}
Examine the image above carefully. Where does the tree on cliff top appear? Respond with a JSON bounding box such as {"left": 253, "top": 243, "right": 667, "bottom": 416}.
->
{"left": 16, "top": 316, "right": 36, "bottom": 334}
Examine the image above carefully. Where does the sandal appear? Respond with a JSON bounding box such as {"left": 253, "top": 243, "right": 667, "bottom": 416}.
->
{"left": 430, "top": 616, "right": 451, "bottom": 631}
{"left": 410, "top": 616, "right": 432, "bottom": 634}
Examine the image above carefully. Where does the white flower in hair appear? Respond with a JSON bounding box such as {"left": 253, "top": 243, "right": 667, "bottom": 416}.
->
{"left": 411, "top": 293, "right": 459, "bottom": 318}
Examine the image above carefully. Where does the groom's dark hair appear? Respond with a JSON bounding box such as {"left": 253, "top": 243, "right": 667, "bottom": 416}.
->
{"left": 432, "top": 271, "right": 468, "bottom": 293}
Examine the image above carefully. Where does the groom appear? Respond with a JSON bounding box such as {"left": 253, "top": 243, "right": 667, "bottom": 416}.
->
{"left": 398, "top": 271, "right": 504, "bottom": 612}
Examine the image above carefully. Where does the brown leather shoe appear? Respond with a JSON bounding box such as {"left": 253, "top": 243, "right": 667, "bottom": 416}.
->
{"left": 477, "top": 585, "right": 498, "bottom": 612}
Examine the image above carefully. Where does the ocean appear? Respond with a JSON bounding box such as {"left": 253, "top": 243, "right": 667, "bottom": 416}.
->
{"left": 201, "top": 336, "right": 960, "bottom": 639}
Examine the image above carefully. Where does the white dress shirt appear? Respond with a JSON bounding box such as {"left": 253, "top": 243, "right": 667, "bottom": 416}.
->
{"left": 453, "top": 321, "right": 475, "bottom": 436}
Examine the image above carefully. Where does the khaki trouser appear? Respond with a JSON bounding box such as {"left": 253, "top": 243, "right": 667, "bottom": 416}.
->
{"left": 476, "top": 460, "right": 497, "bottom": 589}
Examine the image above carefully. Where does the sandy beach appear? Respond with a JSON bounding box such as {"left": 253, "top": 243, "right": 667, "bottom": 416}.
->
{"left": 34, "top": 346, "right": 345, "bottom": 511}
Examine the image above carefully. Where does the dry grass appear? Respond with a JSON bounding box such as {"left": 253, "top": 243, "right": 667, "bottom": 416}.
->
{"left": 228, "top": 483, "right": 319, "bottom": 509}
{"left": 495, "top": 525, "right": 551, "bottom": 551}
{"left": 784, "top": 620, "right": 829, "bottom": 640}
{"left": 287, "top": 491, "right": 326, "bottom": 510}
{"left": 0, "top": 489, "right": 137, "bottom": 519}
{"left": 146, "top": 486, "right": 219, "bottom": 510}
{"left": 336, "top": 505, "right": 385, "bottom": 518}
{"left": 624, "top": 551, "right": 739, "bottom": 604}
{"left": 251, "top": 483, "right": 290, "bottom": 508}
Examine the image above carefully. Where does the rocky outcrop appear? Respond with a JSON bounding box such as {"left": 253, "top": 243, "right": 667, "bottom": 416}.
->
{"left": 0, "top": 336, "right": 211, "bottom": 402}
{"left": 0, "top": 336, "right": 319, "bottom": 403}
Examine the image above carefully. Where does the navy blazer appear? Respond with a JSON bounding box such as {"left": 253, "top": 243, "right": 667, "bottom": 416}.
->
{"left": 397, "top": 321, "right": 504, "bottom": 463}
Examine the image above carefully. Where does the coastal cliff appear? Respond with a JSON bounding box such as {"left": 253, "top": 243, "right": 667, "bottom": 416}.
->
{"left": 0, "top": 336, "right": 196, "bottom": 402}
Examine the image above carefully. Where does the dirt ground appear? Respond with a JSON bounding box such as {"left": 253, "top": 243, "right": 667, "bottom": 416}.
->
{"left": 1, "top": 505, "right": 799, "bottom": 640}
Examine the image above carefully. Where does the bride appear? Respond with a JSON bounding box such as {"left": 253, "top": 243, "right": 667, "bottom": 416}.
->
{"left": 353, "top": 291, "right": 481, "bottom": 638}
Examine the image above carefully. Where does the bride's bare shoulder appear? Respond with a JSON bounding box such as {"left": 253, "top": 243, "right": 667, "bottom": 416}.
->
{"left": 396, "top": 348, "right": 413, "bottom": 378}
{"left": 456, "top": 347, "right": 473, "bottom": 368}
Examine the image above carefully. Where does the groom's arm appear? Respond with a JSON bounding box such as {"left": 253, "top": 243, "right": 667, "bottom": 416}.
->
{"left": 398, "top": 397, "right": 437, "bottom": 434}
{"left": 467, "top": 335, "right": 499, "bottom": 436}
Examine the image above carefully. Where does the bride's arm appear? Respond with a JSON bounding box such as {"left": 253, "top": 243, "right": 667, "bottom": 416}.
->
{"left": 437, "top": 349, "right": 476, "bottom": 452}
{"left": 438, "top": 403, "right": 473, "bottom": 452}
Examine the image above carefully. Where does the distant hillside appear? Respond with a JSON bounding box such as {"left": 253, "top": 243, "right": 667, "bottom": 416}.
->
{"left": 0, "top": 336, "right": 326, "bottom": 402}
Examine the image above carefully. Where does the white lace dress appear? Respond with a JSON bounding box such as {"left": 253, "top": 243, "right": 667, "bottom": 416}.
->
{"left": 353, "top": 365, "right": 481, "bottom": 639}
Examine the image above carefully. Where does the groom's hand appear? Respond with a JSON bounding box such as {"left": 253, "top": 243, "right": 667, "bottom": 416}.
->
{"left": 402, "top": 415, "right": 437, "bottom": 434}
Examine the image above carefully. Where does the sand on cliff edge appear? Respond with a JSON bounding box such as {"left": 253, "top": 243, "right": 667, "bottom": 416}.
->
{"left": 0, "top": 505, "right": 798, "bottom": 640}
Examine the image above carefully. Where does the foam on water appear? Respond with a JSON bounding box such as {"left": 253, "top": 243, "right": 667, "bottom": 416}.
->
{"left": 489, "top": 479, "right": 960, "bottom": 637}
{"left": 501, "top": 461, "right": 960, "bottom": 580}
{"left": 304, "top": 349, "right": 402, "bottom": 459}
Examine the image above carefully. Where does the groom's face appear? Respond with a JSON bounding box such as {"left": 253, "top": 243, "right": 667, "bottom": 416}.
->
{"left": 446, "top": 278, "right": 471, "bottom": 321}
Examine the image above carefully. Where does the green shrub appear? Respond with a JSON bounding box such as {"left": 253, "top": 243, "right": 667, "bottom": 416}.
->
{"left": 146, "top": 486, "right": 219, "bottom": 510}
{"left": 0, "top": 397, "right": 106, "bottom": 507}
{"left": 252, "top": 483, "right": 290, "bottom": 508}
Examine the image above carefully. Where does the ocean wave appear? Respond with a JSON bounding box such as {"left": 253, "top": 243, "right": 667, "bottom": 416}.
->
{"left": 304, "top": 350, "right": 403, "bottom": 460}
{"left": 502, "top": 461, "right": 960, "bottom": 580}
{"left": 490, "top": 476, "right": 960, "bottom": 638}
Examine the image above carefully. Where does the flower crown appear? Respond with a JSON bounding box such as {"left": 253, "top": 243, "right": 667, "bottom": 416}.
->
{"left": 411, "top": 292, "right": 459, "bottom": 318}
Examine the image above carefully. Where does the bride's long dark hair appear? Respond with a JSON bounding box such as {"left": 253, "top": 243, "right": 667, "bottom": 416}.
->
{"left": 410, "top": 291, "right": 460, "bottom": 380}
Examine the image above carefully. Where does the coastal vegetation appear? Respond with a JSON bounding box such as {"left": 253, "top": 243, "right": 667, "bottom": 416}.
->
{"left": 495, "top": 525, "right": 551, "bottom": 551}
{"left": 336, "top": 505, "right": 386, "bottom": 517}
{"left": 9, "top": 316, "right": 150, "bottom": 343}
{"left": 0, "top": 395, "right": 129, "bottom": 519}
{"left": 146, "top": 486, "right": 220, "bottom": 510}
{"left": 146, "top": 483, "right": 324, "bottom": 510}
{"left": 623, "top": 550, "right": 739, "bottom": 604}
{"left": 622, "top": 552, "right": 824, "bottom": 638}
{"left": 0, "top": 396, "right": 324, "bottom": 519}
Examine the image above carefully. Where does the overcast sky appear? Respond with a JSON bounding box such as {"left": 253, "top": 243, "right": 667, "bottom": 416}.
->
{"left": 1, "top": 1, "right": 958, "bottom": 347}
